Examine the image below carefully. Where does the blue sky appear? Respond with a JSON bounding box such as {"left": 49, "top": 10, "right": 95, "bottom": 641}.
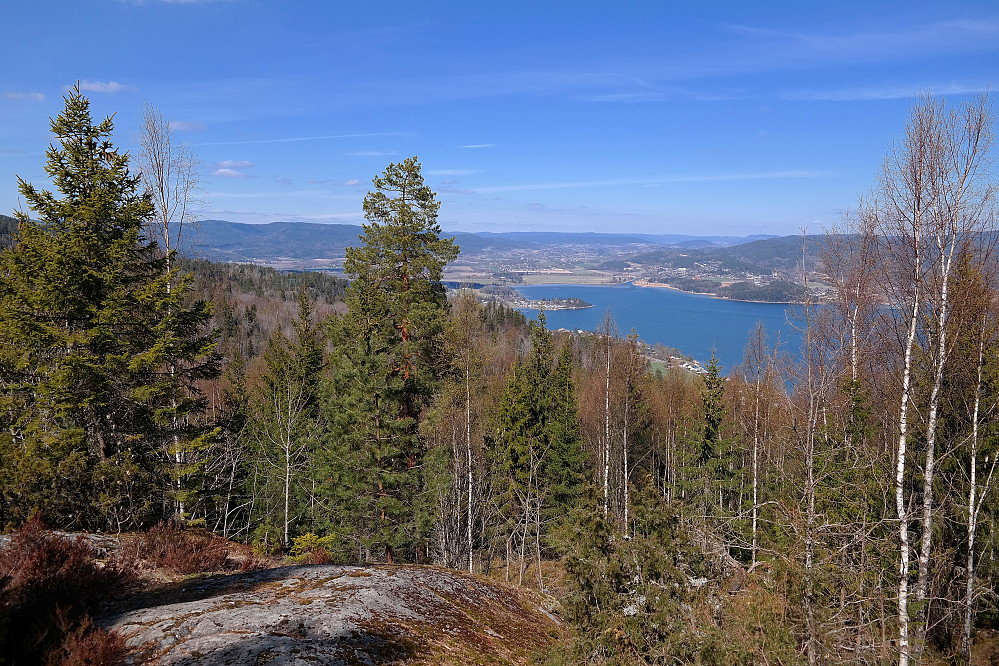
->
{"left": 2, "top": 1, "right": 996, "bottom": 236}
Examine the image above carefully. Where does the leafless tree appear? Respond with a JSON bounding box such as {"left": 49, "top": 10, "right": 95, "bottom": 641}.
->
{"left": 136, "top": 103, "right": 203, "bottom": 267}
{"left": 864, "top": 94, "right": 995, "bottom": 665}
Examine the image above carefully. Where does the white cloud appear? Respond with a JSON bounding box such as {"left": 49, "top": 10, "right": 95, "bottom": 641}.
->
{"left": 73, "top": 80, "right": 127, "bottom": 94}
{"left": 3, "top": 91, "right": 46, "bottom": 102}
{"left": 215, "top": 159, "right": 254, "bottom": 169}
{"left": 305, "top": 177, "right": 362, "bottom": 186}
{"left": 781, "top": 82, "right": 994, "bottom": 102}
{"left": 459, "top": 143, "right": 495, "bottom": 149}
{"left": 168, "top": 120, "right": 207, "bottom": 132}
{"left": 212, "top": 168, "right": 250, "bottom": 179}
{"left": 274, "top": 176, "right": 293, "bottom": 185}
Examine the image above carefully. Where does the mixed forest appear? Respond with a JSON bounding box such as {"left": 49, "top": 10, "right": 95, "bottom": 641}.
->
{"left": 2, "top": 88, "right": 999, "bottom": 665}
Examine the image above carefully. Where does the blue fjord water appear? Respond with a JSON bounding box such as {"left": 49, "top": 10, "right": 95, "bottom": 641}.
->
{"left": 513, "top": 282, "right": 803, "bottom": 373}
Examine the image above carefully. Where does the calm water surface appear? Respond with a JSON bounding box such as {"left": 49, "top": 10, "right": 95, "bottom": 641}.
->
{"left": 514, "top": 282, "right": 803, "bottom": 372}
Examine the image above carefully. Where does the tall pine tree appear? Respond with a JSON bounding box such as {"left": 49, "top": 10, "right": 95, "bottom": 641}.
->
{"left": 321, "top": 157, "right": 458, "bottom": 563}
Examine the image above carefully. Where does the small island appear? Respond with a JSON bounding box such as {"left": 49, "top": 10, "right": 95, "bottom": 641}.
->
{"left": 475, "top": 285, "right": 593, "bottom": 310}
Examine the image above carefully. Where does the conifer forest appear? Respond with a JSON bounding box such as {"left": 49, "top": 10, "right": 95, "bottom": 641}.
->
{"left": 4, "top": 88, "right": 999, "bottom": 665}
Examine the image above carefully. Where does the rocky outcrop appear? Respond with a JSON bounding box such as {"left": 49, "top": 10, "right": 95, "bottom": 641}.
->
{"left": 103, "top": 564, "right": 561, "bottom": 665}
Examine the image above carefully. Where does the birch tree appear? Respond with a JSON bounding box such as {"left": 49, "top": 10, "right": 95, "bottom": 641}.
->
{"left": 866, "top": 94, "right": 995, "bottom": 664}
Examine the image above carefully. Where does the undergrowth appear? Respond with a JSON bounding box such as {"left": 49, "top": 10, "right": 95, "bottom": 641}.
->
{"left": 135, "top": 521, "right": 232, "bottom": 574}
{"left": 0, "top": 515, "right": 135, "bottom": 666}
{"left": 0, "top": 517, "right": 271, "bottom": 665}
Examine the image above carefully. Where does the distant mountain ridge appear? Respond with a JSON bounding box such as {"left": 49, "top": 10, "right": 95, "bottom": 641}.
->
{"left": 182, "top": 219, "right": 779, "bottom": 264}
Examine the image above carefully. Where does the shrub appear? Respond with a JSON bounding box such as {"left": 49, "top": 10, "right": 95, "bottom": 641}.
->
{"left": 290, "top": 533, "right": 337, "bottom": 564}
{"left": 136, "top": 521, "right": 230, "bottom": 575}
{"left": 0, "top": 516, "right": 134, "bottom": 665}
{"left": 47, "top": 612, "right": 129, "bottom": 666}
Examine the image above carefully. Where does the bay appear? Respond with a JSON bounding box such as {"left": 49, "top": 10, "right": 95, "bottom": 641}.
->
{"left": 513, "top": 282, "right": 803, "bottom": 373}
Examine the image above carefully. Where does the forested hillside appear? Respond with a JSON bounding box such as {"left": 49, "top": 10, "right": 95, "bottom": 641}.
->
{"left": 3, "top": 90, "right": 999, "bottom": 665}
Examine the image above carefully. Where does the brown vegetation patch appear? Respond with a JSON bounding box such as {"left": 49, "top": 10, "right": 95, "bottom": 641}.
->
{"left": 0, "top": 516, "right": 137, "bottom": 665}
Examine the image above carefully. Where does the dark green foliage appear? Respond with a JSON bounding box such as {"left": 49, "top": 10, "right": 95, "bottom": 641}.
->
{"left": 320, "top": 157, "right": 459, "bottom": 562}
{"left": 481, "top": 299, "right": 528, "bottom": 332}
{"left": 541, "top": 487, "right": 708, "bottom": 665}
{"left": 0, "top": 88, "right": 218, "bottom": 531}
{"left": 180, "top": 258, "right": 347, "bottom": 305}
{"left": 667, "top": 276, "right": 722, "bottom": 294}
{"left": 700, "top": 350, "right": 725, "bottom": 465}
{"left": 493, "top": 316, "right": 587, "bottom": 564}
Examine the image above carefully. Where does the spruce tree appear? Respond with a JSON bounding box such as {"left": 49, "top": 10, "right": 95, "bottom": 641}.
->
{"left": 0, "top": 87, "right": 218, "bottom": 530}
{"left": 695, "top": 349, "right": 738, "bottom": 531}
{"left": 321, "top": 157, "right": 458, "bottom": 563}
{"left": 494, "top": 316, "right": 586, "bottom": 581}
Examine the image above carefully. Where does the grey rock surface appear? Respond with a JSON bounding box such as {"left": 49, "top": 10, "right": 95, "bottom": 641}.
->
{"left": 103, "top": 564, "right": 559, "bottom": 665}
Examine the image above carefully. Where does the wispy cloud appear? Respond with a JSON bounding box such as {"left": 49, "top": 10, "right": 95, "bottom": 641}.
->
{"left": 73, "top": 80, "right": 128, "bottom": 94}
{"left": 274, "top": 176, "right": 293, "bottom": 185}
{"left": 304, "top": 177, "right": 361, "bottom": 186}
{"left": 193, "top": 132, "right": 405, "bottom": 147}
{"left": 320, "top": 19, "right": 999, "bottom": 109}
{"left": 586, "top": 91, "right": 670, "bottom": 103}
{"left": 584, "top": 84, "right": 732, "bottom": 103}
{"left": 211, "top": 160, "right": 254, "bottom": 178}
{"left": 3, "top": 91, "right": 46, "bottom": 102}
{"left": 347, "top": 150, "right": 397, "bottom": 157}
{"left": 780, "top": 82, "right": 994, "bottom": 102}
{"left": 459, "top": 144, "right": 494, "bottom": 149}
{"left": 168, "top": 120, "right": 206, "bottom": 132}
{"left": 723, "top": 18, "right": 999, "bottom": 68}
{"left": 473, "top": 170, "right": 826, "bottom": 194}
{"left": 215, "top": 159, "right": 254, "bottom": 169}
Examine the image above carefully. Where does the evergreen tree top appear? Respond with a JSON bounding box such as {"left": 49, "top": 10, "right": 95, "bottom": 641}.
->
{"left": 16, "top": 85, "right": 151, "bottom": 238}
{"left": 346, "top": 157, "right": 458, "bottom": 284}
